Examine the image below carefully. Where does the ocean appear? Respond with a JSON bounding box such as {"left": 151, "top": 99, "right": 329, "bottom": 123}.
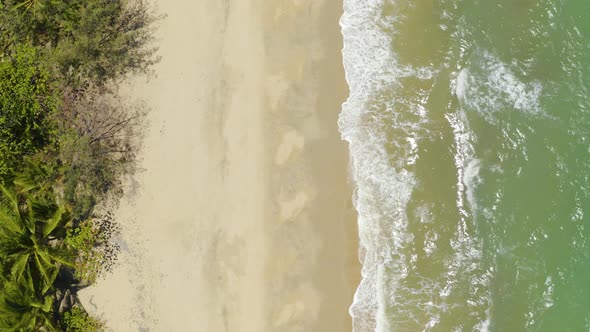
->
{"left": 340, "top": 0, "right": 590, "bottom": 330}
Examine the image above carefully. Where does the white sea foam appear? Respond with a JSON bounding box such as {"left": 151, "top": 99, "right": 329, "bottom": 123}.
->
{"left": 456, "top": 51, "right": 545, "bottom": 123}
{"left": 448, "top": 87, "right": 494, "bottom": 332}
{"left": 339, "top": 1, "right": 501, "bottom": 330}
{"left": 339, "top": 0, "right": 477, "bottom": 329}
{"left": 340, "top": 0, "right": 416, "bottom": 330}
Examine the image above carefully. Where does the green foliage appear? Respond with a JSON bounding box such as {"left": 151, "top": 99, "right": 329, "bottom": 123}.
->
{"left": 65, "top": 214, "right": 119, "bottom": 284}
{"left": 62, "top": 307, "right": 104, "bottom": 332}
{"left": 0, "top": 0, "right": 159, "bottom": 87}
{"left": 53, "top": 0, "right": 159, "bottom": 85}
{"left": 0, "top": 0, "right": 157, "bottom": 328}
{"left": 58, "top": 133, "right": 122, "bottom": 220}
{"left": 57, "top": 134, "right": 102, "bottom": 219}
{"left": 56, "top": 86, "right": 146, "bottom": 219}
{"left": 0, "top": 183, "right": 73, "bottom": 295}
{"left": 0, "top": 44, "right": 57, "bottom": 176}
{"left": 0, "top": 278, "right": 57, "bottom": 331}
{"left": 0, "top": 180, "right": 73, "bottom": 331}
{"left": 0, "top": 170, "right": 117, "bottom": 329}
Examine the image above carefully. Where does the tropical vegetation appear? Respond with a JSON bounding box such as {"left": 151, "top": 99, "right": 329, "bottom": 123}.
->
{"left": 0, "top": 0, "right": 158, "bottom": 330}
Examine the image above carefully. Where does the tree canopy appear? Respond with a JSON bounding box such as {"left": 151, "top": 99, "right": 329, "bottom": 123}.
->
{"left": 0, "top": 0, "right": 159, "bottom": 87}
{"left": 0, "top": 45, "right": 56, "bottom": 176}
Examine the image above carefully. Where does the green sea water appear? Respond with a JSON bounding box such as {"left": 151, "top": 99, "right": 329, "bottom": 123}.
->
{"left": 340, "top": 1, "right": 590, "bottom": 331}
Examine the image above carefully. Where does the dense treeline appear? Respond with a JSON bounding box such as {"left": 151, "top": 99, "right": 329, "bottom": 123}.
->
{"left": 0, "top": 0, "right": 158, "bottom": 330}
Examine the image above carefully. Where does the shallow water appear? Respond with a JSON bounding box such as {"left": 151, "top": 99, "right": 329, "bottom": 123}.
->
{"left": 341, "top": 1, "right": 590, "bottom": 330}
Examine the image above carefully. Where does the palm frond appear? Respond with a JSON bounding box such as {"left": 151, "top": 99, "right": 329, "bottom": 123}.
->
{"left": 43, "top": 205, "right": 65, "bottom": 238}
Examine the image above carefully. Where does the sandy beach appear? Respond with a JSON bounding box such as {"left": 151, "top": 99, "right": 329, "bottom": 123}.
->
{"left": 78, "top": 0, "right": 359, "bottom": 331}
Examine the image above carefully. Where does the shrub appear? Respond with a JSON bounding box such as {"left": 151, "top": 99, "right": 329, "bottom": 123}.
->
{"left": 65, "top": 212, "right": 120, "bottom": 284}
{"left": 0, "top": 44, "right": 57, "bottom": 176}
{"left": 0, "top": 0, "right": 160, "bottom": 87}
{"left": 57, "top": 84, "right": 147, "bottom": 219}
{"left": 62, "top": 307, "right": 104, "bottom": 332}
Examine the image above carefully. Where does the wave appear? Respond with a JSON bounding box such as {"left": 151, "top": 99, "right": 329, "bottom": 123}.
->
{"left": 456, "top": 51, "right": 545, "bottom": 124}
{"left": 339, "top": 0, "right": 411, "bottom": 330}
{"left": 340, "top": 0, "right": 590, "bottom": 330}
{"left": 339, "top": 1, "right": 492, "bottom": 330}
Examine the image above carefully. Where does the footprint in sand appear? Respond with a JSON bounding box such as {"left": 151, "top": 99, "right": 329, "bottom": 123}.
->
{"left": 272, "top": 300, "right": 305, "bottom": 328}
{"left": 266, "top": 75, "right": 289, "bottom": 110}
{"left": 279, "top": 191, "right": 308, "bottom": 222}
{"left": 272, "top": 283, "right": 321, "bottom": 328}
{"left": 275, "top": 129, "right": 305, "bottom": 165}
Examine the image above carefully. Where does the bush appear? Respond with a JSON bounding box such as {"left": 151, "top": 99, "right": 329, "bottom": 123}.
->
{"left": 62, "top": 307, "right": 104, "bottom": 332}
{"left": 65, "top": 213, "right": 120, "bottom": 284}
{"left": 0, "top": 0, "right": 160, "bottom": 87}
{"left": 0, "top": 44, "right": 57, "bottom": 175}
{"left": 52, "top": 0, "right": 160, "bottom": 86}
{"left": 57, "top": 84, "right": 147, "bottom": 218}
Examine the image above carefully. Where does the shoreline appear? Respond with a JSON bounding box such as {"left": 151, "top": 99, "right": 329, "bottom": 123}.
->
{"left": 79, "top": 0, "right": 359, "bottom": 330}
{"left": 263, "top": 0, "right": 359, "bottom": 330}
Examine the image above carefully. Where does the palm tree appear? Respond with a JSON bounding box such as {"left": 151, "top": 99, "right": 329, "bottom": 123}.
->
{"left": 0, "top": 179, "right": 74, "bottom": 329}
{"left": 0, "top": 277, "right": 57, "bottom": 331}
{"left": 0, "top": 184, "right": 73, "bottom": 294}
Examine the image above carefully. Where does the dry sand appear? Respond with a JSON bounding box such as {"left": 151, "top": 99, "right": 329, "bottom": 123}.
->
{"left": 78, "top": 0, "right": 359, "bottom": 331}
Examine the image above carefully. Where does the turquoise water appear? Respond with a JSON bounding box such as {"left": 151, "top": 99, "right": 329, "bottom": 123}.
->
{"left": 340, "top": 1, "right": 590, "bottom": 331}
